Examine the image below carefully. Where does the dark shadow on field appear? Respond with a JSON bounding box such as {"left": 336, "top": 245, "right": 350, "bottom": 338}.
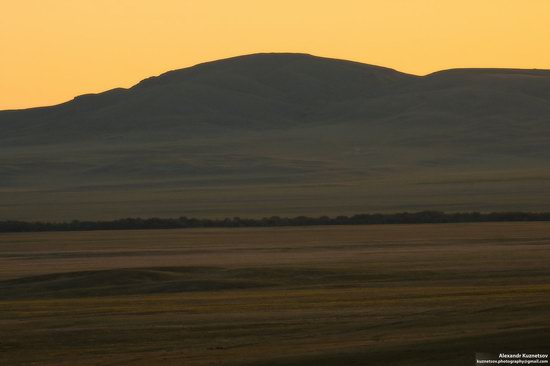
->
{"left": 0, "top": 267, "right": 260, "bottom": 299}
{"left": 0, "top": 266, "right": 384, "bottom": 299}
{"left": 2, "top": 262, "right": 550, "bottom": 300}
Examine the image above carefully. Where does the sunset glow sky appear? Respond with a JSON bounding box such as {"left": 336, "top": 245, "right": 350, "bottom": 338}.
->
{"left": 2, "top": 0, "right": 549, "bottom": 110}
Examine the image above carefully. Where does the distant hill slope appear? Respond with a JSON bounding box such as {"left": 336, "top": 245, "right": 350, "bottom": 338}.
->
{"left": 1, "top": 53, "right": 550, "bottom": 220}
{"left": 0, "top": 53, "right": 415, "bottom": 144}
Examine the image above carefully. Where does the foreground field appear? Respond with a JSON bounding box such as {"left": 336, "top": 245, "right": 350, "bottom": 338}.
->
{"left": 0, "top": 223, "right": 549, "bottom": 365}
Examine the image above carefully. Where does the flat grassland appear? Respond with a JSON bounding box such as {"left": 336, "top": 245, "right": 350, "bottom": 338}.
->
{"left": 0, "top": 223, "right": 549, "bottom": 365}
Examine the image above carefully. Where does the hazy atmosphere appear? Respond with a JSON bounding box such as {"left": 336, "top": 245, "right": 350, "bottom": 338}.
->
{"left": 2, "top": 53, "right": 550, "bottom": 221}
{"left": 2, "top": 0, "right": 550, "bottom": 109}
{"left": 1, "top": 2, "right": 549, "bottom": 366}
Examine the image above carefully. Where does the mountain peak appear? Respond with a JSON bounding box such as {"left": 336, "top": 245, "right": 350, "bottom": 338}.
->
{"left": 133, "top": 52, "right": 411, "bottom": 90}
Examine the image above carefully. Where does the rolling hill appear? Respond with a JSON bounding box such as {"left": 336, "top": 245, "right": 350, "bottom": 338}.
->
{"left": 1, "top": 53, "right": 550, "bottom": 220}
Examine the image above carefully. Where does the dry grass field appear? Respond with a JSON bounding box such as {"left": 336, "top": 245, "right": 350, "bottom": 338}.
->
{"left": 0, "top": 223, "right": 549, "bottom": 365}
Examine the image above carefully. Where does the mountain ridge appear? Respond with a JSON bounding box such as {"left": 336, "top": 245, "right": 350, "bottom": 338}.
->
{"left": 6, "top": 53, "right": 549, "bottom": 113}
{"left": 1, "top": 53, "right": 550, "bottom": 220}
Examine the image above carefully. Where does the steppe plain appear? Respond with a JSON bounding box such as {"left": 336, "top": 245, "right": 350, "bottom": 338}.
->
{"left": 1, "top": 222, "right": 549, "bottom": 365}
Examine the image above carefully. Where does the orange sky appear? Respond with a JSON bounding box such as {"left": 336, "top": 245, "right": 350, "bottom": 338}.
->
{"left": 1, "top": 0, "right": 549, "bottom": 110}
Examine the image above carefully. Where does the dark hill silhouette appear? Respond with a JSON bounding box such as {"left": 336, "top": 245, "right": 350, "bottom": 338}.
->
{"left": 1, "top": 53, "right": 549, "bottom": 220}
{"left": 0, "top": 53, "right": 416, "bottom": 143}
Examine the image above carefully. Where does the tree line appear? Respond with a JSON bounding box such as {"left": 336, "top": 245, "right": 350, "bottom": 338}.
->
{"left": 1, "top": 211, "right": 550, "bottom": 233}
